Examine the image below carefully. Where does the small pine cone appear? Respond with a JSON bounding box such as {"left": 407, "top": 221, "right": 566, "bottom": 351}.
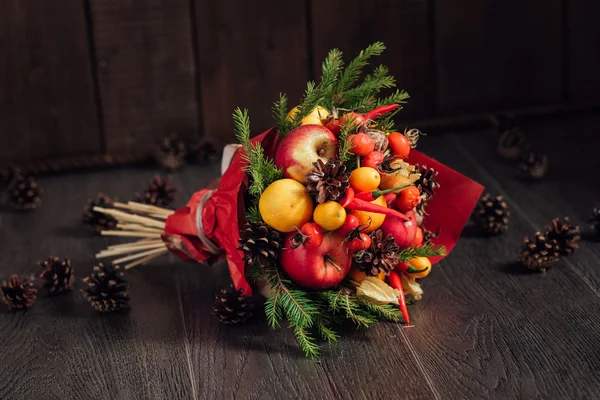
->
{"left": 213, "top": 285, "right": 254, "bottom": 324}
{"left": 155, "top": 133, "right": 186, "bottom": 170}
{"left": 353, "top": 229, "right": 400, "bottom": 276}
{"left": 306, "top": 159, "right": 350, "bottom": 204}
{"left": 414, "top": 165, "right": 439, "bottom": 200}
{"left": 81, "top": 264, "right": 129, "bottom": 313}
{"left": 365, "top": 129, "right": 389, "bottom": 152}
{"left": 589, "top": 207, "right": 600, "bottom": 238}
{"left": 519, "top": 151, "right": 548, "bottom": 179}
{"left": 520, "top": 232, "right": 560, "bottom": 272}
{"left": 9, "top": 174, "right": 43, "bottom": 211}
{"left": 2, "top": 275, "right": 37, "bottom": 310}
{"left": 82, "top": 193, "right": 117, "bottom": 234}
{"left": 497, "top": 128, "right": 527, "bottom": 160}
{"left": 137, "top": 175, "right": 177, "bottom": 207}
{"left": 238, "top": 222, "right": 282, "bottom": 268}
{"left": 472, "top": 193, "right": 510, "bottom": 235}
{"left": 545, "top": 217, "right": 580, "bottom": 255}
{"left": 188, "top": 140, "right": 219, "bottom": 166}
{"left": 39, "top": 257, "right": 74, "bottom": 293}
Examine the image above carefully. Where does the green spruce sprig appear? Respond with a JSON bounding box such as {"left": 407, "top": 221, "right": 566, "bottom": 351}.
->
{"left": 272, "top": 93, "right": 292, "bottom": 134}
{"left": 398, "top": 243, "right": 446, "bottom": 262}
{"left": 233, "top": 108, "right": 283, "bottom": 198}
{"left": 335, "top": 42, "right": 386, "bottom": 95}
{"left": 344, "top": 65, "right": 397, "bottom": 110}
{"left": 338, "top": 118, "right": 359, "bottom": 168}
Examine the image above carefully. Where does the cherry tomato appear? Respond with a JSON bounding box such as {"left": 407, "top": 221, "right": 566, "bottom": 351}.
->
{"left": 361, "top": 151, "right": 385, "bottom": 169}
{"left": 347, "top": 134, "right": 375, "bottom": 156}
{"left": 325, "top": 119, "right": 341, "bottom": 136}
{"left": 340, "top": 112, "right": 366, "bottom": 128}
{"left": 388, "top": 132, "right": 411, "bottom": 158}
{"left": 299, "top": 222, "right": 323, "bottom": 248}
{"left": 413, "top": 227, "right": 424, "bottom": 247}
{"left": 393, "top": 185, "right": 420, "bottom": 213}
{"left": 338, "top": 214, "right": 360, "bottom": 236}
{"left": 348, "top": 233, "right": 372, "bottom": 252}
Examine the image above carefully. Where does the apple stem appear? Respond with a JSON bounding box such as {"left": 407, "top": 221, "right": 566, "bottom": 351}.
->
{"left": 324, "top": 255, "right": 342, "bottom": 272}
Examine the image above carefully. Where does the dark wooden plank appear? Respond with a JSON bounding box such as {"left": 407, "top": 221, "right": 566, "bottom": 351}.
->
{"left": 0, "top": 0, "right": 101, "bottom": 163}
{"left": 176, "top": 166, "right": 439, "bottom": 400}
{"left": 435, "top": 0, "right": 563, "bottom": 114}
{"left": 193, "top": 0, "right": 309, "bottom": 147}
{"left": 310, "top": 0, "right": 434, "bottom": 119}
{"left": 567, "top": 1, "right": 600, "bottom": 105}
{"left": 89, "top": 0, "right": 199, "bottom": 154}
{"left": 398, "top": 127, "right": 600, "bottom": 398}
{"left": 0, "top": 168, "right": 196, "bottom": 400}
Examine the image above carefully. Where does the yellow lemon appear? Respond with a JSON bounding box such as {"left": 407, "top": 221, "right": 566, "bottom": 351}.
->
{"left": 313, "top": 201, "right": 346, "bottom": 231}
{"left": 286, "top": 105, "right": 330, "bottom": 126}
{"left": 259, "top": 179, "right": 313, "bottom": 232}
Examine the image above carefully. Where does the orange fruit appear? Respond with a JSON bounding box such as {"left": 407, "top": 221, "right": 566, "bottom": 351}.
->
{"left": 349, "top": 167, "right": 380, "bottom": 192}
{"left": 407, "top": 257, "right": 432, "bottom": 279}
{"left": 348, "top": 266, "right": 385, "bottom": 283}
{"left": 313, "top": 201, "right": 347, "bottom": 231}
{"left": 352, "top": 195, "right": 387, "bottom": 233}
{"left": 259, "top": 179, "right": 313, "bottom": 232}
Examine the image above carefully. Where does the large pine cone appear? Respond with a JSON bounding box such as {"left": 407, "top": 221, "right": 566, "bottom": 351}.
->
{"left": 2, "top": 275, "right": 37, "bottom": 310}
{"left": 353, "top": 229, "right": 400, "bottom": 276}
{"left": 520, "top": 232, "right": 560, "bottom": 272}
{"left": 238, "top": 222, "right": 282, "bottom": 268}
{"left": 306, "top": 159, "right": 349, "bottom": 204}
{"left": 545, "top": 217, "right": 580, "bottom": 255}
{"left": 213, "top": 285, "right": 254, "bottom": 324}
{"left": 82, "top": 264, "right": 129, "bottom": 313}
{"left": 472, "top": 193, "right": 510, "bottom": 235}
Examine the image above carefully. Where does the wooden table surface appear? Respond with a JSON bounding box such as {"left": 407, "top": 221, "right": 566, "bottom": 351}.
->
{"left": 2, "top": 115, "right": 600, "bottom": 400}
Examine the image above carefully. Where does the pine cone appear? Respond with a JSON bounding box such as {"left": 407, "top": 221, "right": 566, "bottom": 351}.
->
{"left": 497, "top": 128, "right": 527, "bottom": 160}
{"left": 2, "top": 275, "right": 37, "bottom": 310}
{"left": 38, "top": 257, "right": 74, "bottom": 293}
{"left": 519, "top": 151, "right": 548, "bottom": 179}
{"left": 545, "top": 217, "right": 580, "bottom": 255}
{"left": 414, "top": 165, "right": 439, "bottom": 200}
{"left": 188, "top": 140, "right": 219, "bottom": 165}
{"left": 82, "top": 193, "right": 117, "bottom": 234}
{"left": 9, "top": 174, "right": 43, "bottom": 211}
{"left": 472, "top": 193, "right": 510, "bottom": 235}
{"left": 520, "top": 232, "right": 560, "bottom": 271}
{"left": 238, "top": 222, "right": 282, "bottom": 268}
{"left": 353, "top": 229, "right": 400, "bottom": 276}
{"left": 589, "top": 207, "right": 600, "bottom": 238}
{"left": 155, "top": 133, "right": 186, "bottom": 170}
{"left": 423, "top": 226, "right": 441, "bottom": 243}
{"left": 81, "top": 264, "right": 129, "bottom": 313}
{"left": 137, "top": 175, "right": 177, "bottom": 207}
{"left": 365, "top": 129, "right": 389, "bottom": 152}
{"left": 213, "top": 285, "right": 254, "bottom": 324}
{"left": 306, "top": 159, "right": 349, "bottom": 204}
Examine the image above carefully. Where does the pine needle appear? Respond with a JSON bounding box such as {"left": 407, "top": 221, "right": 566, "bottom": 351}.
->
{"left": 272, "top": 93, "right": 292, "bottom": 136}
{"left": 293, "top": 326, "right": 320, "bottom": 359}
{"left": 398, "top": 243, "right": 446, "bottom": 262}
{"left": 336, "top": 42, "right": 386, "bottom": 95}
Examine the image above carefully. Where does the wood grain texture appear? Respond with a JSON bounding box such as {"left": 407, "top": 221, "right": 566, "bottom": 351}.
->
{"left": 0, "top": 0, "right": 101, "bottom": 163}
{"left": 89, "top": 0, "right": 199, "bottom": 153}
{"left": 310, "top": 0, "right": 434, "bottom": 119}
{"left": 193, "top": 0, "right": 309, "bottom": 147}
{"left": 435, "top": 0, "right": 563, "bottom": 114}
{"left": 567, "top": 0, "right": 600, "bottom": 105}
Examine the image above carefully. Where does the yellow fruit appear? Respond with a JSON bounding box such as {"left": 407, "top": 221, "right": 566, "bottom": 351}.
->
{"left": 349, "top": 167, "right": 381, "bottom": 192}
{"left": 407, "top": 257, "right": 432, "bottom": 279}
{"left": 259, "top": 179, "right": 313, "bottom": 232}
{"left": 313, "top": 201, "right": 346, "bottom": 231}
{"left": 348, "top": 267, "right": 385, "bottom": 283}
{"left": 352, "top": 195, "right": 387, "bottom": 233}
{"left": 286, "top": 105, "right": 330, "bottom": 126}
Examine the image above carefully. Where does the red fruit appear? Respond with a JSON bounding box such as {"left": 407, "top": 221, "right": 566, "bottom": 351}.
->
{"left": 348, "top": 233, "right": 372, "bottom": 252}
{"left": 340, "top": 112, "right": 366, "bottom": 128}
{"left": 325, "top": 119, "right": 341, "bottom": 136}
{"left": 388, "top": 132, "right": 411, "bottom": 158}
{"left": 280, "top": 232, "right": 352, "bottom": 289}
{"left": 384, "top": 192, "right": 397, "bottom": 208}
{"left": 393, "top": 186, "right": 420, "bottom": 213}
{"left": 348, "top": 134, "right": 375, "bottom": 156}
{"left": 300, "top": 222, "right": 323, "bottom": 248}
{"left": 362, "top": 151, "right": 385, "bottom": 169}
{"left": 414, "top": 227, "right": 424, "bottom": 247}
{"left": 380, "top": 209, "right": 418, "bottom": 249}
{"left": 337, "top": 214, "right": 360, "bottom": 236}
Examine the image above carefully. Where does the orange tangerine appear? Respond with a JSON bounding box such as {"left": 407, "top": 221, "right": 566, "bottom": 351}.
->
{"left": 349, "top": 167, "right": 380, "bottom": 192}
{"left": 352, "top": 195, "right": 387, "bottom": 233}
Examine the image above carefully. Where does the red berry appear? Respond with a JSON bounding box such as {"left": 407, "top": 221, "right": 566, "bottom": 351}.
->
{"left": 348, "top": 233, "right": 372, "bottom": 252}
{"left": 299, "top": 222, "right": 323, "bottom": 248}
{"left": 338, "top": 214, "right": 360, "bottom": 236}
{"left": 362, "top": 151, "right": 385, "bottom": 169}
{"left": 340, "top": 112, "right": 366, "bottom": 128}
{"left": 388, "top": 132, "right": 411, "bottom": 158}
{"left": 393, "top": 186, "right": 420, "bottom": 213}
{"left": 414, "top": 227, "right": 424, "bottom": 247}
{"left": 326, "top": 119, "right": 341, "bottom": 136}
{"left": 348, "top": 134, "right": 375, "bottom": 156}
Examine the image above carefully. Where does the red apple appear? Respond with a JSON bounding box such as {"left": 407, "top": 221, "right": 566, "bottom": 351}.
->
{"left": 280, "top": 232, "right": 352, "bottom": 289}
{"left": 380, "top": 209, "right": 418, "bottom": 249}
{"left": 275, "top": 125, "right": 338, "bottom": 184}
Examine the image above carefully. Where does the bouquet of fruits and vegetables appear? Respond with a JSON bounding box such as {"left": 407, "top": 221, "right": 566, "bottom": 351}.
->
{"left": 95, "top": 42, "right": 483, "bottom": 358}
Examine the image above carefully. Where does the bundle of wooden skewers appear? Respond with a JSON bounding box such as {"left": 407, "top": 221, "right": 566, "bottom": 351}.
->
{"left": 94, "top": 201, "right": 174, "bottom": 270}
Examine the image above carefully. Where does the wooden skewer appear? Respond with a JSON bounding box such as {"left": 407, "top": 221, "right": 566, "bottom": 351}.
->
{"left": 117, "top": 223, "right": 163, "bottom": 233}
{"left": 96, "top": 242, "right": 166, "bottom": 258}
{"left": 93, "top": 207, "right": 166, "bottom": 229}
{"left": 111, "top": 247, "right": 167, "bottom": 264}
{"left": 101, "top": 231, "right": 162, "bottom": 238}
{"left": 128, "top": 201, "right": 173, "bottom": 215}
{"left": 108, "top": 238, "right": 161, "bottom": 249}
{"left": 147, "top": 213, "right": 169, "bottom": 220}
{"left": 124, "top": 250, "right": 168, "bottom": 270}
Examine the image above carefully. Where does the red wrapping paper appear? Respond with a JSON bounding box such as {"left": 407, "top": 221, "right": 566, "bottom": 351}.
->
{"left": 163, "top": 128, "right": 483, "bottom": 295}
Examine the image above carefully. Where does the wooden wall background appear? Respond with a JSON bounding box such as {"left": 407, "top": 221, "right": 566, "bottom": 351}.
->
{"left": 1, "top": 0, "right": 599, "bottom": 164}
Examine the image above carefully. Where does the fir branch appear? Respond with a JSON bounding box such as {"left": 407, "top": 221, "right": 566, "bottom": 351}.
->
{"left": 335, "top": 42, "right": 386, "bottom": 95}
{"left": 293, "top": 326, "right": 320, "bottom": 358}
{"left": 397, "top": 243, "right": 446, "bottom": 262}
{"left": 265, "top": 289, "right": 283, "bottom": 328}
{"left": 245, "top": 263, "right": 264, "bottom": 282}
{"left": 319, "top": 48, "right": 344, "bottom": 110}
{"left": 321, "top": 290, "right": 377, "bottom": 328}
{"left": 272, "top": 93, "right": 292, "bottom": 135}
{"left": 233, "top": 107, "right": 252, "bottom": 150}
{"left": 316, "top": 317, "right": 339, "bottom": 343}
{"left": 358, "top": 299, "right": 402, "bottom": 321}
{"left": 289, "top": 81, "right": 320, "bottom": 129}
{"left": 343, "top": 65, "right": 397, "bottom": 110}
{"left": 246, "top": 204, "right": 262, "bottom": 223}
{"left": 376, "top": 89, "right": 410, "bottom": 108}
{"left": 338, "top": 117, "right": 359, "bottom": 167}
{"left": 264, "top": 267, "right": 317, "bottom": 329}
